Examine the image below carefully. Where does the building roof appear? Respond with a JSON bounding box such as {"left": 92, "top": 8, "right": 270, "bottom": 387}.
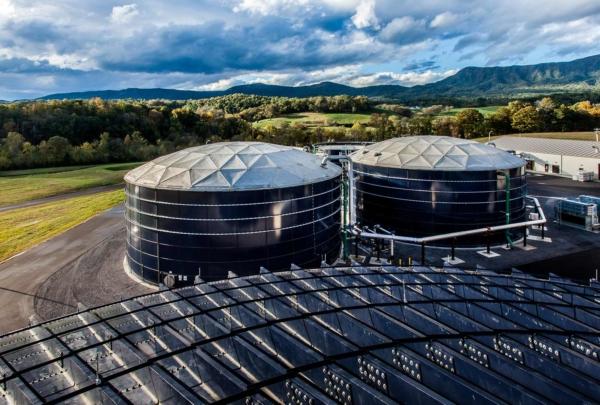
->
{"left": 124, "top": 142, "right": 341, "bottom": 191}
{"left": 316, "top": 144, "right": 366, "bottom": 152}
{"left": 351, "top": 136, "right": 525, "bottom": 171}
{"left": 1, "top": 265, "right": 598, "bottom": 404}
{"left": 492, "top": 136, "right": 600, "bottom": 159}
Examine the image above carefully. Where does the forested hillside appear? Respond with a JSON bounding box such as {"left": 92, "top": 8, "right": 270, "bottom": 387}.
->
{"left": 1, "top": 94, "right": 600, "bottom": 170}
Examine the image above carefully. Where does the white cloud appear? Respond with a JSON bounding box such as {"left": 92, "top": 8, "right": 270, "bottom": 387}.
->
{"left": 110, "top": 4, "right": 139, "bottom": 23}
{"left": 380, "top": 16, "right": 425, "bottom": 42}
{"left": 351, "top": 0, "right": 379, "bottom": 29}
{"left": 194, "top": 65, "right": 457, "bottom": 91}
{"left": 348, "top": 69, "right": 458, "bottom": 87}
{"left": 430, "top": 12, "right": 459, "bottom": 29}
{"left": 232, "top": 0, "right": 312, "bottom": 15}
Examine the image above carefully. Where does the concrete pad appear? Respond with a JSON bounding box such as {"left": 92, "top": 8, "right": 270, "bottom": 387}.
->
{"left": 477, "top": 250, "right": 500, "bottom": 258}
{"left": 443, "top": 256, "right": 465, "bottom": 265}
{"left": 528, "top": 235, "right": 552, "bottom": 242}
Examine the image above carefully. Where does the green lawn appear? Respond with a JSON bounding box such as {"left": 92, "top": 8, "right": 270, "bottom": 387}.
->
{"left": 438, "top": 106, "right": 502, "bottom": 117}
{"left": 253, "top": 112, "right": 372, "bottom": 128}
{"left": 0, "top": 189, "right": 125, "bottom": 262}
{"left": 0, "top": 162, "right": 141, "bottom": 207}
{"left": 474, "top": 131, "right": 599, "bottom": 143}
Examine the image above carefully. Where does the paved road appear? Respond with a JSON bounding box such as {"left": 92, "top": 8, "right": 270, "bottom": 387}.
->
{"left": 0, "top": 205, "right": 127, "bottom": 334}
{"left": 0, "top": 183, "right": 124, "bottom": 213}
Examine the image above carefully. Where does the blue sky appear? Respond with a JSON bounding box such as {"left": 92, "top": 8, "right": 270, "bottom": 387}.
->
{"left": 1, "top": 0, "right": 600, "bottom": 99}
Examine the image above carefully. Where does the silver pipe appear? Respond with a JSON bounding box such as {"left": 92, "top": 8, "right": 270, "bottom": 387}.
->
{"left": 352, "top": 197, "right": 546, "bottom": 244}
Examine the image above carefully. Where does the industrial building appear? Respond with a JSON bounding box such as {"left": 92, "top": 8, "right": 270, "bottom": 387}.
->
{"left": 491, "top": 136, "right": 600, "bottom": 180}
{"left": 0, "top": 265, "right": 598, "bottom": 404}
{"left": 124, "top": 142, "right": 342, "bottom": 285}
{"left": 350, "top": 136, "right": 527, "bottom": 243}
{"left": 314, "top": 142, "right": 370, "bottom": 167}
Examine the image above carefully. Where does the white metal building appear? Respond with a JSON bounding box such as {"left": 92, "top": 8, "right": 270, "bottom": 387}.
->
{"left": 491, "top": 136, "right": 600, "bottom": 179}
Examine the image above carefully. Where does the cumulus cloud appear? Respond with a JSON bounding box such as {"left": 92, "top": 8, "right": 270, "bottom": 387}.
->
{"left": 1, "top": 0, "right": 600, "bottom": 99}
{"left": 379, "top": 16, "right": 427, "bottom": 44}
{"left": 351, "top": 0, "right": 379, "bottom": 29}
{"left": 194, "top": 65, "right": 457, "bottom": 91}
{"left": 430, "top": 12, "right": 459, "bottom": 29}
{"left": 110, "top": 4, "right": 139, "bottom": 23}
{"left": 347, "top": 69, "right": 458, "bottom": 87}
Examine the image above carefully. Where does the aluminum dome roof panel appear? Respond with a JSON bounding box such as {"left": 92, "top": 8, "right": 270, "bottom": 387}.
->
{"left": 1, "top": 265, "right": 599, "bottom": 404}
{"left": 125, "top": 142, "right": 341, "bottom": 191}
{"left": 351, "top": 136, "right": 525, "bottom": 171}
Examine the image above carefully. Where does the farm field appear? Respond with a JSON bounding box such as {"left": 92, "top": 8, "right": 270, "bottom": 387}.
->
{"left": 0, "top": 162, "right": 140, "bottom": 207}
{"left": 253, "top": 112, "right": 372, "bottom": 128}
{"left": 474, "top": 131, "right": 599, "bottom": 142}
{"left": 437, "top": 105, "right": 502, "bottom": 117}
{"left": 0, "top": 189, "right": 125, "bottom": 263}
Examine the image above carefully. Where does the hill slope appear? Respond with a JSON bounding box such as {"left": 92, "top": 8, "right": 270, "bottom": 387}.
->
{"left": 39, "top": 54, "right": 600, "bottom": 101}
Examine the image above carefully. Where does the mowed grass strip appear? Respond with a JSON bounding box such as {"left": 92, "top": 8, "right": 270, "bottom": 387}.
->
{"left": 0, "top": 162, "right": 140, "bottom": 207}
{"left": 0, "top": 189, "right": 125, "bottom": 262}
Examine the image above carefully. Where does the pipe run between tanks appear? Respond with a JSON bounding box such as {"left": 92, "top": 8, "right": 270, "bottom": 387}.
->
{"left": 350, "top": 197, "right": 546, "bottom": 245}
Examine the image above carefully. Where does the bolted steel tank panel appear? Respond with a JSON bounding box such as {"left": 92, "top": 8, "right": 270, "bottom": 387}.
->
{"left": 350, "top": 136, "right": 527, "bottom": 243}
{"left": 124, "top": 142, "right": 342, "bottom": 285}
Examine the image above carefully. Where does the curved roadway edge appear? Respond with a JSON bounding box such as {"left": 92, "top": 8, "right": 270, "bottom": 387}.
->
{"left": 0, "top": 204, "right": 150, "bottom": 334}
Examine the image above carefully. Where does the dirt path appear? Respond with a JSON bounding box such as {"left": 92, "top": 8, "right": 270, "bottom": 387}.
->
{"left": 0, "top": 204, "right": 150, "bottom": 335}
{"left": 0, "top": 183, "right": 124, "bottom": 213}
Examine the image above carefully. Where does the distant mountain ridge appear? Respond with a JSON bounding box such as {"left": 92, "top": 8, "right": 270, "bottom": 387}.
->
{"left": 39, "top": 54, "right": 600, "bottom": 101}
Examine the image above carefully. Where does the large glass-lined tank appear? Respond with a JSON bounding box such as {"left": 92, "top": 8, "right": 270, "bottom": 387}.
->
{"left": 124, "top": 142, "right": 342, "bottom": 285}
{"left": 350, "top": 136, "right": 527, "bottom": 243}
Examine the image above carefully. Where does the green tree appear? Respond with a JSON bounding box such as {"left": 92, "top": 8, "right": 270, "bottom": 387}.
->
{"left": 486, "top": 107, "right": 512, "bottom": 134}
{"left": 46, "top": 136, "right": 71, "bottom": 165}
{"left": 455, "top": 109, "right": 484, "bottom": 138}
{"left": 432, "top": 117, "right": 459, "bottom": 137}
{"left": 512, "top": 106, "right": 541, "bottom": 133}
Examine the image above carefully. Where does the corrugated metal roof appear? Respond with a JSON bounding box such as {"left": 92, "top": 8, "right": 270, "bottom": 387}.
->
{"left": 351, "top": 136, "right": 524, "bottom": 171}
{"left": 124, "top": 142, "right": 341, "bottom": 191}
{"left": 492, "top": 136, "right": 600, "bottom": 159}
{"left": 0, "top": 265, "right": 599, "bottom": 403}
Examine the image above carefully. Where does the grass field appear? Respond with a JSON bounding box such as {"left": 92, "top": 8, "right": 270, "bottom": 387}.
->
{"left": 437, "top": 106, "right": 502, "bottom": 117}
{"left": 253, "top": 112, "right": 372, "bottom": 128}
{"left": 0, "top": 162, "right": 140, "bottom": 207}
{"left": 474, "top": 132, "right": 599, "bottom": 142}
{"left": 0, "top": 189, "right": 125, "bottom": 263}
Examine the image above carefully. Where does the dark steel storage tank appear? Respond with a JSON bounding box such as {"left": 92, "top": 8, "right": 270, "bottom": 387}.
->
{"left": 350, "top": 136, "right": 527, "bottom": 243}
{"left": 124, "top": 142, "right": 342, "bottom": 285}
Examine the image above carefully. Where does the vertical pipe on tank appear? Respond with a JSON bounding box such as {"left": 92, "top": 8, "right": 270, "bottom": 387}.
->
{"left": 498, "top": 170, "right": 513, "bottom": 247}
{"left": 341, "top": 178, "right": 349, "bottom": 260}
{"left": 348, "top": 161, "right": 356, "bottom": 225}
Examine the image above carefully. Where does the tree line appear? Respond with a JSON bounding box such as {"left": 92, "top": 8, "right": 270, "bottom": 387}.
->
{"left": 1, "top": 95, "right": 599, "bottom": 170}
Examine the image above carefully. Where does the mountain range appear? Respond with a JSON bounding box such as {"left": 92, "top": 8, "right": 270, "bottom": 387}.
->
{"left": 40, "top": 54, "right": 600, "bottom": 102}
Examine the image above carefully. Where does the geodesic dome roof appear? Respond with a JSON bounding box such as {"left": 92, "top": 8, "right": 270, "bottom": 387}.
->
{"left": 1, "top": 265, "right": 598, "bottom": 403}
{"left": 124, "top": 142, "right": 341, "bottom": 191}
{"left": 350, "top": 136, "right": 525, "bottom": 171}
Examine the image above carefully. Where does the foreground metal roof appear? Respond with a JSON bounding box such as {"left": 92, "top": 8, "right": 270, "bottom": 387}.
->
{"left": 1, "top": 265, "right": 598, "bottom": 404}
{"left": 492, "top": 136, "right": 600, "bottom": 159}
{"left": 351, "top": 136, "right": 525, "bottom": 171}
{"left": 125, "top": 142, "right": 341, "bottom": 191}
